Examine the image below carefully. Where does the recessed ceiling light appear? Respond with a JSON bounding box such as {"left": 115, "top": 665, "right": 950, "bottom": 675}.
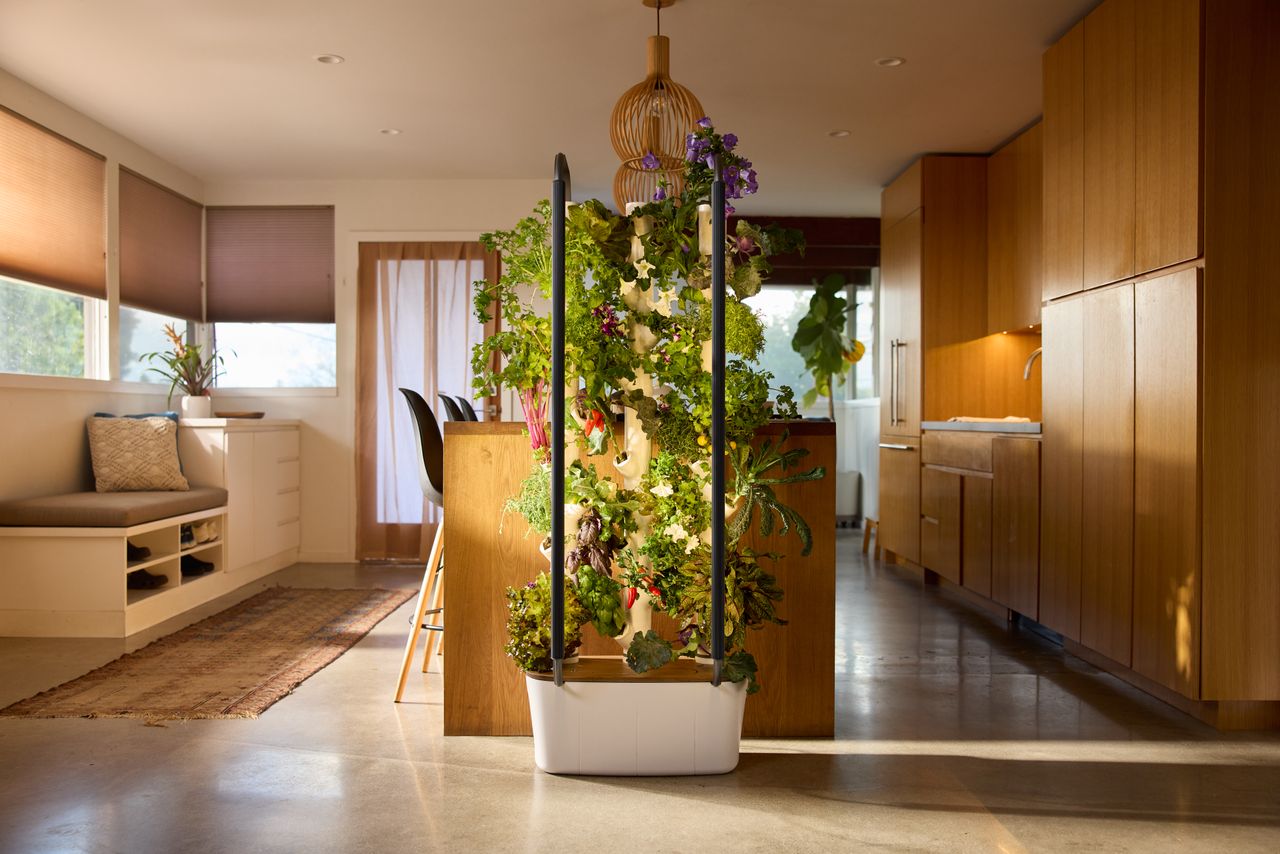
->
{"left": 828, "top": 130, "right": 851, "bottom": 138}
{"left": 314, "top": 54, "right": 345, "bottom": 64}
{"left": 380, "top": 128, "right": 402, "bottom": 136}
{"left": 874, "top": 56, "right": 906, "bottom": 68}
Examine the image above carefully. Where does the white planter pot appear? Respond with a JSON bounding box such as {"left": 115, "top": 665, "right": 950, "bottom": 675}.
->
{"left": 180, "top": 395, "right": 213, "bottom": 419}
{"left": 525, "top": 671, "right": 746, "bottom": 775}
{"left": 697, "top": 203, "right": 714, "bottom": 257}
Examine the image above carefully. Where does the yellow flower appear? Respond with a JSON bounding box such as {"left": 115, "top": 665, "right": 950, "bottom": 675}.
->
{"left": 696, "top": 435, "right": 708, "bottom": 447}
{"left": 842, "top": 339, "right": 866, "bottom": 364}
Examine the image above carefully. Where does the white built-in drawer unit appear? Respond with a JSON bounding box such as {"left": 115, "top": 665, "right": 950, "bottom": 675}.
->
{"left": 178, "top": 419, "right": 302, "bottom": 576}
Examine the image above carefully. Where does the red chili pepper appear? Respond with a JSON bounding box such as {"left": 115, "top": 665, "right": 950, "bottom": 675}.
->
{"left": 648, "top": 584, "right": 662, "bottom": 599}
{"left": 584, "top": 409, "right": 606, "bottom": 436}
{"left": 626, "top": 586, "right": 638, "bottom": 609}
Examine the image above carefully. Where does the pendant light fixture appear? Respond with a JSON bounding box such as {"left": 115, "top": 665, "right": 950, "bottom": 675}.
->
{"left": 609, "top": 0, "right": 706, "bottom": 211}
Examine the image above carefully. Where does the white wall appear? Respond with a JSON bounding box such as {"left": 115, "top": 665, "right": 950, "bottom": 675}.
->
{"left": 1, "top": 67, "right": 548, "bottom": 563}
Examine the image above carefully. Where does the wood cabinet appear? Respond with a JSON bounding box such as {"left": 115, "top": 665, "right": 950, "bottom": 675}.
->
{"left": 1043, "top": 19, "right": 1085, "bottom": 301}
{"left": 1039, "top": 298, "right": 1084, "bottom": 640}
{"left": 1083, "top": 0, "right": 1137, "bottom": 289}
{"left": 880, "top": 209, "right": 923, "bottom": 438}
{"left": 919, "top": 431, "right": 1040, "bottom": 610}
{"left": 1046, "top": 0, "right": 1201, "bottom": 297}
{"left": 1081, "top": 284, "right": 1135, "bottom": 667}
{"left": 1037, "top": 0, "right": 1279, "bottom": 715}
{"left": 988, "top": 122, "right": 1043, "bottom": 333}
{"left": 878, "top": 442, "right": 920, "bottom": 564}
{"left": 920, "top": 467, "right": 961, "bottom": 585}
{"left": 962, "top": 476, "right": 993, "bottom": 598}
{"left": 1133, "top": 269, "right": 1200, "bottom": 697}
{"left": 991, "top": 437, "right": 1041, "bottom": 619}
{"left": 1200, "top": 0, "right": 1280, "bottom": 703}
{"left": 1135, "top": 0, "right": 1201, "bottom": 273}
{"left": 879, "top": 156, "right": 989, "bottom": 562}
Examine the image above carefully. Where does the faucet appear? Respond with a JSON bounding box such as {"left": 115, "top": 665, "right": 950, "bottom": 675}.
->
{"left": 1023, "top": 347, "right": 1043, "bottom": 381}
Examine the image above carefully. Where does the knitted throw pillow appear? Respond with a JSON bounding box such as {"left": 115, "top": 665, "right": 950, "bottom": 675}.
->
{"left": 86, "top": 416, "right": 190, "bottom": 492}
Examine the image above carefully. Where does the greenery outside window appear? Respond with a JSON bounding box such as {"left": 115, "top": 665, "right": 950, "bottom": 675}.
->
{"left": 213, "top": 323, "right": 337, "bottom": 388}
{"left": 744, "top": 278, "right": 877, "bottom": 412}
{"left": 0, "top": 274, "right": 98, "bottom": 379}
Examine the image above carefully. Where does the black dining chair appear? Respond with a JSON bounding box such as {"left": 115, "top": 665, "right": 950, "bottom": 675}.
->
{"left": 437, "top": 393, "right": 465, "bottom": 423}
{"left": 454, "top": 396, "right": 480, "bottom": 421}
{"left": 394, "top": 387, "right": 447, "bottom": 702}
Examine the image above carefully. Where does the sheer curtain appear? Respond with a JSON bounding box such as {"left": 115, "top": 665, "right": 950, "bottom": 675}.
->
{"left": 359, "top": 241, "right": 493, "bottom": 560}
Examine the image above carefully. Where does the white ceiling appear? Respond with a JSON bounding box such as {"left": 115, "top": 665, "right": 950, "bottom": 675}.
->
{"left": 0, "top": 0, "right": 1095, "bottom": 215}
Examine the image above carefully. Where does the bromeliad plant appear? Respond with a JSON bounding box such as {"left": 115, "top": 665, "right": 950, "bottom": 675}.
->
{"left": 486, "top": 119, "right": 826, "bottom": 694}
{"left": 141, "top": 323, "right": 224, "bottom": 404}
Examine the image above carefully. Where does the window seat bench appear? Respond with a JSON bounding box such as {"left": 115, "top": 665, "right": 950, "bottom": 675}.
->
{"left": 0, "top": 487, "right": 254, "bottom": 638}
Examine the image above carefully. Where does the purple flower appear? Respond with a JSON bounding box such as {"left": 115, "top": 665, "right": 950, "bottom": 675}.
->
{"left": 705, "top": 154, "right": 716, "bottom": 170}
{"left": 723, "top": 133, "right": 738, "bottom": 151}
{"left": 697, "top": 116, "right": 712, "bottom": 128}
{"left": 725, "top": 204, "right": 735, "bottom": 215}
{"left": 641, "top": 151, "right": 660, "bottom": 170}
{"left": 653, "top": 186, "right": 667, "bottom": 201}
{"left": 680, "top": 242, "right": 690, "bottom": 253}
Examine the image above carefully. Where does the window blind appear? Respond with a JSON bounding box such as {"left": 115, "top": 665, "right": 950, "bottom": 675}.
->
{"left": 119, "top": 167, "right": 203, "bottom": 320}
{"left": 206, "top": 206, "right": 335, "bottom": 323}
{"left": 0, "top": 106, "right": 106, "bottom": 298}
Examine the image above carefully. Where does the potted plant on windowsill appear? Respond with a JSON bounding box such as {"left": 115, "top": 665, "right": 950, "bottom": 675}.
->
{"left": 475, "top": 120, "right": 821, "bottom": 776}
{"left": 141, "top": 323, "right": 224, "bottom": 419}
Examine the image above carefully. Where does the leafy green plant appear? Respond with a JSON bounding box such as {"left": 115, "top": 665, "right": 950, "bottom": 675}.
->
{"left": 674, "top": 548, "right": 786, "bottom": 654}
{"left": 503, "top": 464, "right": 552, "bottom": 537}
{"left": 504, "top": 572, "right": 589, "bottom": 672}
{"left": 625, "top": 629, "right": 675, "bottom": 673}
{"left": 141, "top": 323, "right": 224, "bottom": 403}
{"left": 790, "top": 274, "right": 865, "bottom": 419}
{"left": 576, "top": 565, "right": 626, "bottom": 638}
{"left": 723, "top": 650, "right": 761, "bottom": 695}
{"left": 727, "top": 431, "right": 827, "bottom": 556}
{"left": 565, "top": 461, "right": 641, "bottom": 546}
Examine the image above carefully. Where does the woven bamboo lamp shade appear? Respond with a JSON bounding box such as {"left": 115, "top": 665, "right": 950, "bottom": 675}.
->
{"left": 609, "top": 25, "right": 705, "bottom": 211}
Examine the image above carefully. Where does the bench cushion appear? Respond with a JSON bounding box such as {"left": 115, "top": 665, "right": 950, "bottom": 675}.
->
{"left": 0, "top": 487, "right": 228, "bottom": 528}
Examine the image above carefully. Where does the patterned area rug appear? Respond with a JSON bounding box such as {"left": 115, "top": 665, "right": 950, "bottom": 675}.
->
{"left": 0, "top": 587, "right": 414, "bottom": 722}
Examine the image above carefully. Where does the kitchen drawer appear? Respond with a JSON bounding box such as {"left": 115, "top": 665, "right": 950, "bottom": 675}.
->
{"left": 275, "top": 489, "right": 301, "bottom": 525}
{"left": 922, "top": 432, "right": 993, "bottom": 472}
{"left": 277, "top": 459, "right": 300, "bottom": 492}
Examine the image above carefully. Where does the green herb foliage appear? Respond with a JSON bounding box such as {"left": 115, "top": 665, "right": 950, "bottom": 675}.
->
{"left": 504, "top": 572, "right": 589, "bottom": 673}
{"left": 625, "top": 630, "right": 675, "bottom": 674}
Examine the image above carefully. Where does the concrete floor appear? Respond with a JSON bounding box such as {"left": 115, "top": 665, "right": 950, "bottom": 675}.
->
{"left": 2, "top": 533, "right": 1279, "bottom": 853}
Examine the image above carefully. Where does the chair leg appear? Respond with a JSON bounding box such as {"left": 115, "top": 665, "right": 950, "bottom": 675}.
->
{"left": 394, "top": 523, "right": 444, "bottom": 702}
{"left": 422, "top": 562, "right": 444, "bottom": 672}
{"left": 861, "top": 521, "right": 873, "bottom": 554}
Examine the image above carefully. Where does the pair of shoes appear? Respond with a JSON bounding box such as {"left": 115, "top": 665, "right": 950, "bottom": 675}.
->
{"left": 181, "top": 555, "right": 215, "bottom": 577}
{"left": 127, "top": 540, "right": 151, "bottom": 562}
{"left": 192, "top": 520, "right": 219, "bottom": 544}
{"left": 180, "top": 525, "right": 196, "bottom": 548}
{"left": 127, "top": 569, "right": 166, "bottom": 590}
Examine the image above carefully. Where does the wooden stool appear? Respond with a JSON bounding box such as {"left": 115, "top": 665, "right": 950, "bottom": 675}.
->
{"left": 862, "top": 518, "right": 880, "bottom": 559}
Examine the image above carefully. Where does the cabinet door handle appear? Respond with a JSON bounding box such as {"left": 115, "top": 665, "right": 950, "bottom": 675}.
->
{"left": 878, "top": 443, "right": 915, "bottom": 451}
{"left": 889, "top": 339, "right": 899, "bottom": 426}
{"left": 895, "top": 339, "right": 908, "bottom": 426}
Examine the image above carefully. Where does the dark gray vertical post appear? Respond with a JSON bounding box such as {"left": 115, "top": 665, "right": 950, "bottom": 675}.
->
{"left": 710, "top": 165, "right": 726, "bottom": 686}
{"left": 550, "top": 153, "right": 569, "bottom": 687}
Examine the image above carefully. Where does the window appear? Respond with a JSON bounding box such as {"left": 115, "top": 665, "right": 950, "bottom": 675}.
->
{"left": 214, "top": 323, "right": 337, "bottom": 388}
{"left": 744, "top": 278, "right": 877, "bottom": 412}
{"left": 119, "top": 305, "right": 189, "bottom": 383}
{"left": 0, "top": 274, "right": 91, "bottom": 378}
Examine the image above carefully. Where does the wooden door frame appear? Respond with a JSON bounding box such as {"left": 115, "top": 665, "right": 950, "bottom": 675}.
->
{"left": 355, "top": 241, "right": 499, "bottom": 562}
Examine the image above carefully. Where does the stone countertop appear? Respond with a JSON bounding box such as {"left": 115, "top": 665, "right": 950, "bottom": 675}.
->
{"left": 921, "top": 420, "right": 1041, "bottom": 434}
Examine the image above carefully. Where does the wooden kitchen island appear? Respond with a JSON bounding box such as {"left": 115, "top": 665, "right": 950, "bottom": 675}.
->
{"left": 441, "top": 420, "right": 836, "bottom": 738}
